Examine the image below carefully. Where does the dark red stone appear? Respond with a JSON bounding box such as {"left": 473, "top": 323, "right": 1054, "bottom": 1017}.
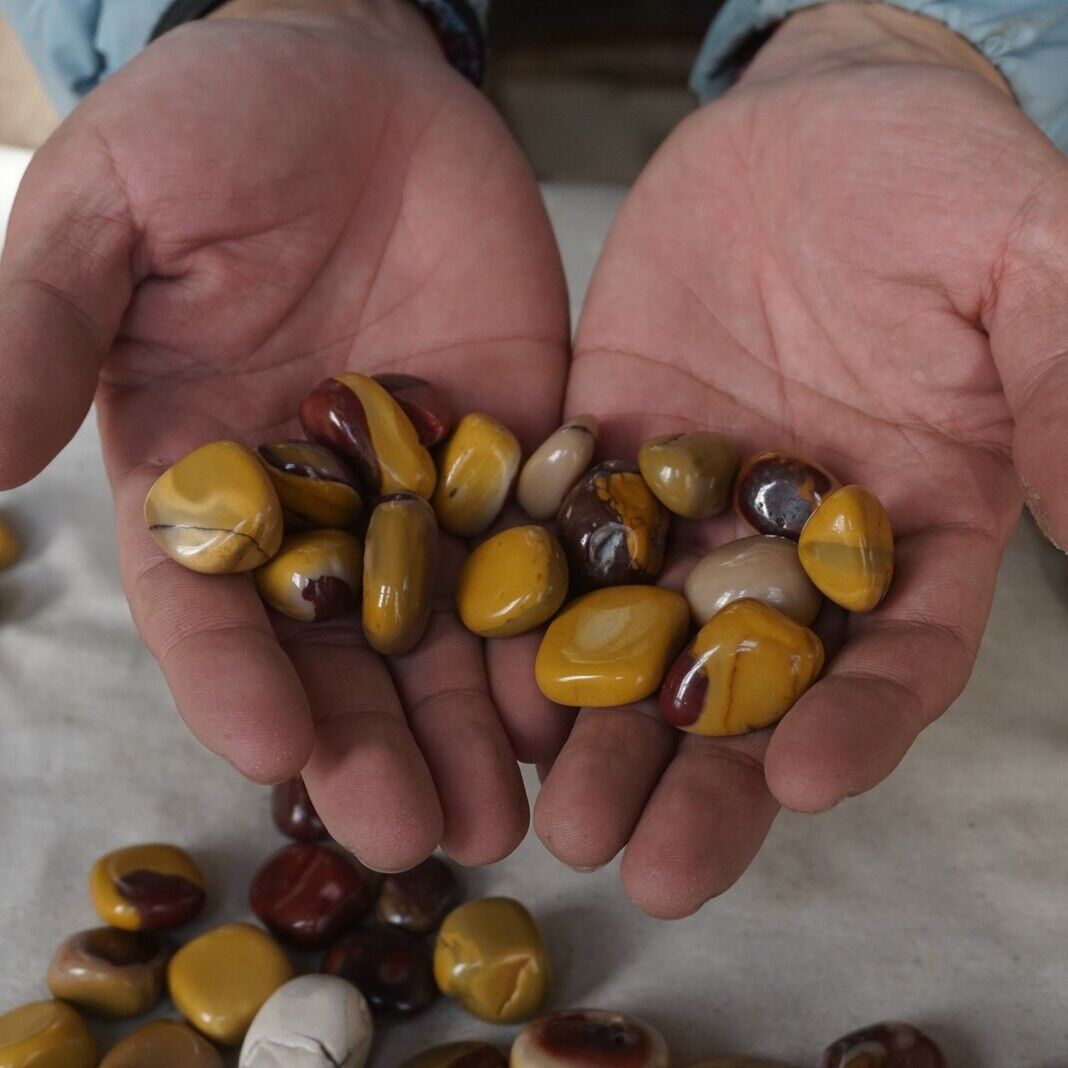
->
{"left": 272, "top": 777, "right": 328, "bottom": 841}
{"left": 373, "top": 373, "right": 454, "bottom": 447}
{"left": 299, "top": 378, "right": 382, "bottom": 493}
{"left": 115, "top": 870, "right": 205, "bottom": 930}
{"left": 301, "top": 574, "right": 356, "bottom": 621}
{"left": 322, "top": 926, "right": 437, "bottom": 1016}
{"left": 536, "top": 1012, "right": 651, "bottom": 1064}
{"left": 658, "top": 647, "right": 706, "bottom": 728}
{"left": 811, "top": 599, "right": 850, "bottom": 664}
{"left": 819, "top": 1022, "right": 945, "bottom": 1068}
{"left": 374, "top": 856, "right": 459, "bottom": 934}
{"left": 733, "top": 450, "right": 839, "bottom": 540}
{"left": 81, "top": 928, "right": 166, "bottom": 968}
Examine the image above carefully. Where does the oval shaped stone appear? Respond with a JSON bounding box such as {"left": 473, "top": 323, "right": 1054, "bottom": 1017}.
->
{"left": 100, "top": 1020, "right": 224, "bottom": 1068}
{"left": 400, "top": 1042, "right": 507, "bottom": 1068}
{"left": 556, "top": 462, "right": 668, "bottom": 589}
{"left": 535, "top": 586, "right": 690, "bottom": 708}
{"left": 362, "top": 493, "right": 437, "bottom": 655}
{"left": 516, "top": 414, "right": 599, "bottom": 521}
{"left": 323, "top": 926, "right": 437, "bottom": 1017}
{"left": 0, "top": 1001, "right": 96, "bottom": 1068}
{"left": 638, "top": 431, "right": 739, "bottom": 519}
{"left": 271, "top": 777, "right": 328, "bottom": 842}
{"left": 432, "top": 413, "right": 521, "bottom": 538}
{"left": 255, "top": 529, "right": 363, "bottom": 622}
{"left": 733, "top": 450, "right": 839, "bottom": 540}
{"left": 0, "top": 516, "right": 20, "bottom": 571}
{"left": 456, "top": 525, "right": 568, "bottom": 638}
{"left": 433, "top": 897, "right": 550, "bottom": 1024}
{"left": 144, "top": 441, "right": 283, "bottom": 573}
{"left": 167, "top": 923, "right": 295, "bottom": 1046}
{"left": 684, "top": 535, "right": 821, "bottom": 626}
{"left": 512, "top": 1009, "right": 670, "bottom": 1068}
{"left": 257, "top": 441, "right": 364, "bottom": 531}
{"left": 90, "top": 843, "right": 205, "bottom": 931}
{"left": 374, "top": 373, "right": 454, "bottom": 447}
{"left": 819, "top": 1022, "right": 945, "bottom": 1067}
{"left": 46, "top": 927, "right": 169, "bottom": 1018}
{"left": 375, "top": 855, "right": 460, "bottom": 935}
{"left": 798, "top": 485, "right": 894, "bottom": 612}
{"left": 660, "top": 599, "right": 823, "bottom": 736}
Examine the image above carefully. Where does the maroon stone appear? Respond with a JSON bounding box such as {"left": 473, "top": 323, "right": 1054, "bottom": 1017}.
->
{"left": 81, "top": 928, "right": 166, "bottom": 968}
{"left": 272, "top": 777, "right": 328, "bottom": 841}
{"left": 322, "top": 926, "right": 437, "bottom": 1016}
{"left": 536, "top": 1012, "right": 652, "bottom": 1064}
{"left": 733, "top": 450, "right": 839, "bottom": 540}
{"left": 299, "top": 378, "right": 382, "bottom": 493}
{"left": 658, "top": 648, "right": 706, "bottom": 728}
{"left": 819, "top": 1022, "right": 946, "bottom": 1068}
{"left": 301, "top": 574, "right": 356, "bottom": 621}
{"left": 811, "top": 599, "right": 850, "bottom": 664}
{"left": 115, "top": 870, "right": 205, "bottom": 930}
{"left": 374, "top": 856, "right": 459, "bottom": 934}
{"left": 373, "top": 373, "right": 454, "bottom": 447}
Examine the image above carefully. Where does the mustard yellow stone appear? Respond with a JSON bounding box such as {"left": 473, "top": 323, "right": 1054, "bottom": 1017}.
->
{"left": 0, "top": 1001, "right": 96, "bottom": 1068}
{"left": 0, "top": 518, "right": 20, "bottom": 571}
{"left": 255, "top": 529, "right": 362, "bottom": 622}
{"left": 168, "top": 923, "right": 295, "bottom": 1046}
{"left": 144, "top": 441, "right": 283, "bottom": 574}
{"left": 434, "top": 898, "right": 550, "bottom": 1024}
{"left": 433, "top": 414, "right": 521, "bottom": 538}
{"left": 798, "top": 484, "right": 894, "bottom": 612}
{"left": 638, "top": 431, "right": 739, "bottom": 518}
{"left": 535, "top": 586, "right": 690, "bottom": 708}
{"left": 89, "top": 843, "right": 205, "bottom": 932}
{"left": 456, "top": 525, "right": 568, "bottom": 638}
{"left": 257, "top": 441, "right": 364, "bottom": 530}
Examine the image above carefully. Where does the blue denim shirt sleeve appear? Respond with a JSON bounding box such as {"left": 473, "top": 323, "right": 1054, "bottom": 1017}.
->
{"left": 690, "top": 0, "right": 1068, "bottom": 154}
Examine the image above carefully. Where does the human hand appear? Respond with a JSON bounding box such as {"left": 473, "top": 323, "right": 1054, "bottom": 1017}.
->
{"left": 535, "top": 1, "right": 1068, "bottom": 916}
{"left": 0, "top": 0, "right": 569, "bottom": 870}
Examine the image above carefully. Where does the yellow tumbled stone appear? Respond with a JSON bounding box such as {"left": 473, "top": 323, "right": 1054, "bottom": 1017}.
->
{"left": 89, "top": 843, "right": 205, "bottom": 931}
{"left": 798, "top": 484, "right": 894, "bottom": 612}
{"left": 0, "top": 1001, "right": 96, "bottom": 1068}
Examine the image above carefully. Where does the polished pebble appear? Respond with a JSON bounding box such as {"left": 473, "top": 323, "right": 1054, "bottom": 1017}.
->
{"left": 144, "top": 441, "right": 283, "bottom": 573}
{"left": 250, "top": 843, "right": 371, "bottom": 950}
{"left": 257, "top": 441, "right": 364, "bottom": 530}
{"left": 0, "top": 517, "right": 20, "bottom": 571}
{"left": 0, "top": 1001, "right": 96, "bottom": 1068}
{"left": 239, "top": 975, "right": 373, "bottom": 1068}
{"left": 434, "top": 897, "right": 550, "bottom": 1024}
{"left": 535, "top": 586, "right": 690, "bottom": 708}
{"left": 734, "top": 450, "right": 839, "bottom": 540}
{"left": 511, "top": 1010, "right": 670, "bottom": 1068}
{"left": 516, "top": 415, "right": 599, "bottom": 521}
{"left": 684, "top": 535, "right": 821, "bottom": 626}
{"left": 401, "top": 1042, "right": 508, "bottom": 1068}
{"left": 819, "top": 1022, "right": 945, "bottom": 1067}
{"left": 660, "top": 599, "right": 824, "bottom": 736}
{"left": 271, "top": 777, "right": 328, "bottom": 841}
{"left": 362, "top": 493, "right": 437, "bottom": 655}
{"left": 255, "top": 529, "right": 363, "bottom": 622}
{"left": 798, "top": 485, "right": 894, "bottom": 612}
{"left": 375, "top": 856, "right": 460, "bottom": 935}
{"left": 456, "top": 525, "right": 568, "bottom": 638}
{"left": 638, "top": 431, "right": 739, "bottom": 519}
{"left": 99, "top": 1020, "right": 224, "bottom": 1067}
{"left": 90, "top": 843, "right": 205, "bottom": 931}
{"left": 374, "top": 373, "right": 454, "bottom": 447}
{"left": 299, "top": 373, "right": 436, "bottom": 498}
{"left": 323, "top": 926, "right": 438, "bottom": 1017}
{"left": 556, "top": 461, "right": 668, "bottom": 588}
{"left": 168, "top": 923, "right": 295, "bottom": 1045}
{"left": 46, "top": 927, "right": 169, "bottom": 1018}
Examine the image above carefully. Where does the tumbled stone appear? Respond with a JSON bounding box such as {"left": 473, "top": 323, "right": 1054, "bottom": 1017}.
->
{"left": 734, "top": 450, "right": 839, "bottom": 540}
{"left": 0, "top": 1001, "right": 96, "bottom": 1068}
{"left": 374, "top": 373, "right": 454, "bottom": 447}
{"left": 819, "top": 1022, "right": 945, "bottom": 1067}
{"left": 323, "top": 926, "right": 437, "bottom": 1017}
{"left": 89, "top": 843, "right": 205, "bottom": 931}
{"left": 512, "top": 1009, "right": 670, "bottom": 1067}
{"left": 271, "top": 777, "right": 328, "bottom": 841}
{"left": 255, "top": 529, "right": 362, "bottom": 622}
{"left": 516, "top": 415, "right": 599, "bottom": 521}
{"left": 99, "top": 1020, "right": 224, "bottom": 1067}
{"left": 638, "top": 431, "right": 739, "bottom": 518}
{"left": 375, "top": 855, "right": 459, "bottom": 934}
{"left": 257, "top": 440, "right": 364, "bottom": 530}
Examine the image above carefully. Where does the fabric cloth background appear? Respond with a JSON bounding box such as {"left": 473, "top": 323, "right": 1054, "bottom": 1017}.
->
{"left": 2, "top": 153, "right": 1068, "bottom": 1066}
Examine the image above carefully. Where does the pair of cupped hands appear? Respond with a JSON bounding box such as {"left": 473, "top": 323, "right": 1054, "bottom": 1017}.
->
{"left": 1, "top": 0, "right": 1066, "bottom": 917}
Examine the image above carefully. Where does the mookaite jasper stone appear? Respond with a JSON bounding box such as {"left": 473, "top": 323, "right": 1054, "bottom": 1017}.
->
{"left": 556, "top": 462, "right": 668, "bottom": 589}
{"left": 511, "top": 1010, "right": 670, "bottom": 1068}
{"left": 99, "top": 1020, "right": 224, "bottom": 1068}
{"left": 0, "top": 517, "right": 20, "bottom": 571}
{"left": 819, "top": 1022, "right": 945, "bottom": 1067}
{"left": 0, "top": 1002, "right": 96, "bottom": 1068}
{"left": 323, "top": 926, "right": 438, "bottom": 1017}
{"left": 733, "top": 450, "right": 839, "bottom": 540}
{"left": 375, "top": 855, "right": 460, "bottom": 934}
{"left": 46, "top": 927, "right": 169, "bottom": 1018}
{"left": 299, "top": 373, "right": 437, "bottom": 498}
{"left": 432, "top": 413, "right": 522, "bottom": 538}
{"left": 455, "top": 525, "right": 568, "bottom": 638}
{"left": 362, "top": 493, "right": 437, "bottom": 655}
{"left": 535, "top": 586, "right": 689, "bottom": 708}
{"left": 638, "top": 431, "right": 739, "bottom": 519}
{"left": 516, "top": 415, "right": 599, "bottom": 521}
{"left": 401, "top": 1043, "right": 507, "bottom": 1068}
{"left": 798, "top": 485, "right": 894, "bottom": 612}
{"left": 272, "top": 777, "right": 327, "bottom": 841}
{"left": 684, "top": 535, "right": 821, "bottom": 626}
{"left": 90, "top": 843, "right": 205, "bottom": 931}
{"left": 257, "top": 441, "right": 364, "bottom": 530}
{"left": 434, "top": 897, "right": 550, "bottom": 1024}
{"left": 255, "top": 530, "right": 363, "bottom": 622}
{"left": 168, "top": 923, "right": 295, "bottom": 1045}
{"left": 249, "top": 842, "right": 371, "bottom": 950}
{"left": 660, "top": 599, "right": 823, "bottom": 737}
{"left": 374, "top": 373, "right": 454, "bottom": 447}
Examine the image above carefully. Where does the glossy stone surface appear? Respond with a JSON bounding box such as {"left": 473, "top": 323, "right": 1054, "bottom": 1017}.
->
{"left": 99, "top": 1020, "right": 224, "bottom": 1067}
{"left": 798, "top": 485, "right": 894, "bottom": 612}
{"left": 400, "top": 1042, "right": 507, "bottom": 1068}
{"left": 535, "top": 586, "right": 690, "bottom": 708}
{"left": 255, "top": 530, "right": 363, "bottom": 622}
{"left": 511, "top": 1010, "right": 670, "bottom": 1068}
{"left": 299, "top": 373, "right": 436, "bottom": 498}
{"left": 363, "top": 493, "right": 437, "bottom": 655}
{"left": 684, "top": 535, "right": 821, "bottom": 626}
{"left": 250, "top": 843, "right": 371, "bottom": 950}
{"left": 271, "top": 777, "right": 328, "bottom": 841}
{"left": 240, "top": 975, "right": 373, "bottom": 1068}
{"left": 46, "top": 927, "right": 169, "bottom": 1018}
{"left": 144, "top": 441, "right": 283, "bottom": 573}
{"left": 434, "top": 897, "right": 550, "bottom": 1024}
{"left": 556, "top": 462, "right": 668, "bottom": 589}
{"left": 0, "top": 517, "right": 20, "bottom": 571}
{"left": 456, "top": 525, "right": 568, "bottom": 639}
{"left": 516, "top": 415, "right": 599, "bottom": 521}
{"left": 733, "top": 450, "right": 839, "bottom": 540}
{"left": 819, "top": 1022, "right": 945, "bottom": 1067}
{"left": 660, "top": 599, "right": 824, "bottom": 736}
{"left": 432, "top": 414, "right": 522, "bottom": 538}
{"left": 638, "top": 431, "right": 739, "bottom": 519}
{"left": 323, "top": 926, "right": 438, "bottom": 1017}
{"left": 168, "top": 923, "right": 294, "bottom": 1046}
{"left": 375, "top": 855, "right": 460, "bottom": 934}
{"left": 374, "top": 373, "right": 454, "bottom": 447}
{"left": 90, "top": 843, "right": 205, "bottom": 931}
{"left": 0, "top": 1001, "right": 96, "bottom": 1068}
{"left": 257, "top": 441, "right": 364, "bottom": 531}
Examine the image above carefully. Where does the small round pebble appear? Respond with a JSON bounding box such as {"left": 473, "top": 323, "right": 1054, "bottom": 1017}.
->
{"left": 734, "top": 450, "right": 839, "bottom": 540}
{"left": 324, "top": 926, "right": 438, "bottom": 1017}
{"left": 516, "top": 415, "right": 599, "bottom": 521}
{"left": 374, "top": 373, "right": 455, "bottom": 447}
{"left": 0, "top": 1001, "right": 96, "bottom": 1068}
{"left": 255, "top": 529, "right": 363, "bottom": 622}
{"left": 375, "top": 855, "right": 460, "bottom": 934}
{"left": 511, "top": 1009, "right": 670, "bottom": 1067}
{"left": 257, "top": 440, "right": 364, "bottom": 530}
{"left": 100, "top": 1020, "right": 224, "bottom": 1067}
{"left": 89, "top": 843, "right": 205, "bottom": 931}
{"left": 819, "top": 1022, "right": 945, "bottom": 1067}
{"left": 271, "top": 777, "right": 328, "bottom": 841}
{"left": 638, "top": 431, "right": 739, "bottom": 518}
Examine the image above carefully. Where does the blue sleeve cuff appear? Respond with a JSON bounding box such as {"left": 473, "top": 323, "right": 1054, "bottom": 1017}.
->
{"left": 689, "top": 0, "right": 1068, "bottom": 154}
